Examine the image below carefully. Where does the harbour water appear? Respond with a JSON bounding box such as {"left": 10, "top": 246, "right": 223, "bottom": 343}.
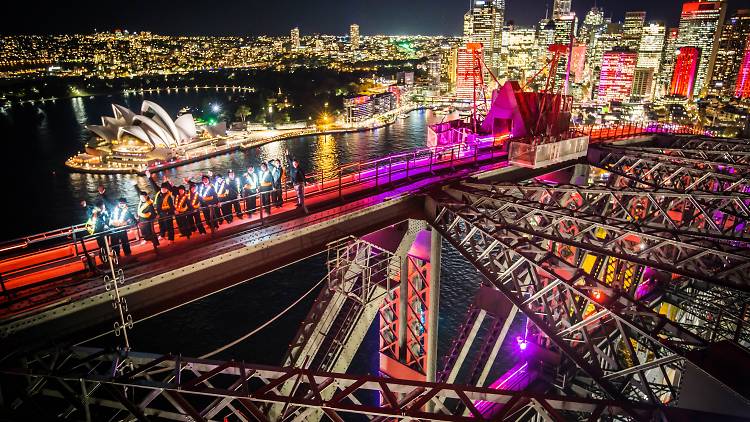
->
{"left": 1, "top": 92, "right": 521, "bottom": 382}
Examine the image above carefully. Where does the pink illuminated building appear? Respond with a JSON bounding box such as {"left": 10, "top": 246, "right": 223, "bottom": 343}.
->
{"left": 455, "top": 43, "right": 483, "bottom": 101}
{"left": 597, "top": 49, "right": 638, "bottom": 103}
{"left": 735, "top": 35, "right": 750, "bottom": 98}
{"left": 670, "top": 47, "right": 701, "bottom": 97}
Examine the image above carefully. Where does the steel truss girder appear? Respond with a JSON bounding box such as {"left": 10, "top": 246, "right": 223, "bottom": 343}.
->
{"left": 1, "top": 347, "right": 690, "bottom": 422}
{"left": 601, "top": 145, "right": 750, "bottom": 176}
{"left": 596, "top": 147, "right": 750, "bottom": 193}
{"left": 452, "top": 182, "right": 750, "bottom": 292}
{"left": 432, "top": 200, "right": 710, "bottom": 409}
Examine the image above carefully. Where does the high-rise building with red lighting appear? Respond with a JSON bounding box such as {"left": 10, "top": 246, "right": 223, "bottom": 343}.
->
{"left": 455, "top": 43, "right": 483, "bottom": 101}
{"left": 734, "top": 35, "right": 750, "bottom": 98}
{"left": 597, "top": 49, "right": 638, "bottom": 103}
{"left": 675, "top": 1, "right": 727, "bottom": 96}
{"left": 670, "top": 47, "right": 701, "bottom": 97}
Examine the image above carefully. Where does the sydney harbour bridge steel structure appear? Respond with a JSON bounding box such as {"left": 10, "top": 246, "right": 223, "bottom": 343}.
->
{"left": 3, "top": 135, "right": 750, "bottom": 421}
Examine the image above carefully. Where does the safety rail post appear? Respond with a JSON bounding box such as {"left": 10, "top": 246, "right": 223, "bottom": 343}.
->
{"left": 405, "top": 154, "right": 410, "bottom": 179}
{"left": 319, "top": 168, "right": 323, "bottom": 193}
{"left": 338, "top": 170, "right": 343, "bottom": 201}
{"left": 80, "top": 237, "right": 96, "bottom": 273}
{"left": 375, "top": 162, "right": 379, "bottom": 189}
{"left": 450, "top": 147, "right": 455, "bottom": 169}
{"left": 429, "top": 150, "right": 434, "bottom": 173}
{"left": 0, "top": 274, "right": 8, "bottom": 301}
{"left": 474, "top": 142, "right": 479, "bottom": 164}
{"left": 388, "top": 156, "right": 393, "bottom": 185}
{"left": 72, "top": 225, "right": 79, "bottom": 256}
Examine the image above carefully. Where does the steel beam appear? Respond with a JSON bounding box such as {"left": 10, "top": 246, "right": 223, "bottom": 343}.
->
{"left": 3, "top": 347, "right": 735, "bottom": 422}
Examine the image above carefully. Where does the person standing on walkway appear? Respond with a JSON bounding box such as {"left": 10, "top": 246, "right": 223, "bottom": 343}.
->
{"left": 154, "top": 182, "right": 175, "bottom": 242}
{"left": 199, "top": 175, "right": 220, "bottom": 230}
{"left": 270, "top": 159, "right": 285, "bottom": 208}
{"left": 259, "top": 162, "right": 274, "bottom": 215}
{"left": 87, "top": 201, "right": 109, "bottom": 256}
{"left": 174, "top": 185, "right": 192, "bottom": 239}
{"left": 226, "top": 169, "right": 244, "bottom": 219}
{"left": 109, "top": 198, "right": 134, "bottom": 257}
{"left": 188, "top": 182, "right": 207, "bottom": 235}
{"left": 289, "top": 157, "right": 308, "bottom": 214}
{"left": 243, "top": 165, "right": 259, "bottom": 217}
{"left": 214, "top": 174, "right": 233, "bottom": 224}
{"left": 137, "top": 191, "right": 159, "bottom": 249}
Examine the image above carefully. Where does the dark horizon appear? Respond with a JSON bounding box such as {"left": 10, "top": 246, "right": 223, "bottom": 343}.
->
{"left": 3, "top": 0, "right": 750, "bottom": 36}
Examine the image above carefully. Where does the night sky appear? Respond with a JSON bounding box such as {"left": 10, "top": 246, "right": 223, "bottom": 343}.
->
{"left": 5, "top": 0, "right": 750, "bottom": 36}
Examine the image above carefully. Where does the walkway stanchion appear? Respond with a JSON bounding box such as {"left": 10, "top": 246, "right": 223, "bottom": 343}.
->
{"left": 319, "top": 168, "right": 323, "bottom": 193}
{"left": 388, "top": 157, "right": 393, "bottom": 185}
{"left": 429, "top": 151, "right": 434, "bottom": 173}
{"left": 405, "top": 155, "right": 410, "bottom": 179}
{"left": 450, "top": 147, "right": 455, "bottom": 169}
{"left": 375, "top": 163, "right": 379, "bottom": 189}
{"left": 338, "top": 170, "right": 343, "bottom": 201}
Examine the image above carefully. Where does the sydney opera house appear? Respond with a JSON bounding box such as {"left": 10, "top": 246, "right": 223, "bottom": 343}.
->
{"left": 66, "top": 100, "right": 227, "bottom": 173}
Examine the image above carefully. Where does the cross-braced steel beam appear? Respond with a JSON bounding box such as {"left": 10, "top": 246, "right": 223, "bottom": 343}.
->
{"left": 2, "top": 346, "right": 714, "bottom": 422}
{"left": 596, "top": 146, "right": 750, "bottom": 193}
{"left": 451, "top": 182, "right": 750, "bottom": 292}
{"left": 432, "top": 197, "right": 708, "bottom": 409}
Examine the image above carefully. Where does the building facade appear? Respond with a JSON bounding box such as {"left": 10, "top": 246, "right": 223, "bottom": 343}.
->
{"left": 623, "top": 11, "right": 647, "bottom": 50}
{"left": 350, "top": 24, "right": 360, "bottom": 50}
{"left": 710, "top": 9, "right": 750, "bottom": 96}
{"left": 671, "top": 46, "right": 701, "bottom": 97}
{"left": 598, "top": 49, "right": 638, "bottom": 103}
{"left": 735, "top": 35, "right": 750, "bottom": 98}
{"left": 675, "top": 0, "right": 727, "bottom": 96}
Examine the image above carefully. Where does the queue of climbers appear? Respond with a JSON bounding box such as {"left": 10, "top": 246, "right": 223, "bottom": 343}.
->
{"left": 83, "top": 156, "right": 308, "bottom": 257}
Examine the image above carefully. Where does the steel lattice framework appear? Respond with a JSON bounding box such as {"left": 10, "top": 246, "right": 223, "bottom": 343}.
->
{"left": 597, "top": 145, "right": 750, "bottom": 193}
{"left": 1, "top": 347, "right": 700, "bottom": 422}
{"left": 454, "top": 182, "right": 750, "bottom": 292}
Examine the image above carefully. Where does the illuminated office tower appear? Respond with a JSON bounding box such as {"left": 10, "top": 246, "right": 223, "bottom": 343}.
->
{"left": 638, "top": 22, "right": 666, "bottom": 72}
{"left": 735, "top": 35, "right": 750, "bottom": 97}
{"left": 455, "top": 44, "right": 483, "bottom": 100}
{"left": 553, "top": 0, "right": 572, "bottom": 19}
{"left": 598, "top": 48, "right": 638, "bottom": 103}
{"left": 710, "top": 9, "right": 750, "bottom": 96}
{"left": 463, "top": 11, "right": 474, "bottom": 43}
{"left": 290, "top": 27, "right": 300, "bottom": 51}
{"left": 671, "top": 47, "right": 701, "bottom": 97}
{"left": 632, "top": 68, "right": 655, "bottom": 101}
{"left": 657, "top": 28, "right": 680, "bottom": 97}
{"left": 675, "top": 0, "right": 727, "bottom": 96}
{"left": 350, "top": 24, "right": 360, "bottom": 50}
{"left": 623, "top": 11, "right": 647, "bottom": 50}
{"left": 466, "top": 0, "right": 505, "bottom": 76}
{"left": 503, "top": 26, "right": 537, "bottom": 81}
{"left": 580, "top": 6, "right": 605, "bottom": 47}
{"left": 553, "top": 13, "right": 577, "bottom": 92}
{"left": 590, "top": 24, "right": 623, "bottom": 98}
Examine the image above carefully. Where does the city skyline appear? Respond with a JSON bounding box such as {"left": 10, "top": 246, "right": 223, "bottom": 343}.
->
{"left": 4, "top": 0, "right": 750, "bottom": 36}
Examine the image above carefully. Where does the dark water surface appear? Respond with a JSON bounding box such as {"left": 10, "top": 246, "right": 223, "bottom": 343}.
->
{"left": 1, "top": 92, "right": 521, "bottom": 383}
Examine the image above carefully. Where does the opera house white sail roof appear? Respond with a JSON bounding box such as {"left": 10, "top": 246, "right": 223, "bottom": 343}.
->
{"left": 86, "top": 101, "right": 199, "bottom": 148}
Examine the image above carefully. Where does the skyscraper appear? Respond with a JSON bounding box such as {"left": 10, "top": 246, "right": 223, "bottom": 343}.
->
{"left": 657, "top": 28, "right": 680, "bottom": 97}
{"left": 598, "top": 48, "right": 638, "bottom": 103}
{"left": 553, "top": 0, "right": 572, "bottom": 20}
{"left": 671, "top": 47, "right": 701, "bottom": 97}
{"left": 466, "top": 0, "right": 505, "bottom": 76}
{"left": 455, "top": 43, "right": 483, "bottom": 100}
{"left": 638, "top": 22, "right": 667, "bottom": 73}
{"left": 623, "top": 11, "right": 647, "bottom": 50}
{"left": 290, "top": 27, "right": 300, "bottom": 51}
{"left": 710, "top": 9, "right": 750, "bottom": 96}
{"left": 350, "top": 24, "right": 360, "bottom": 50}
{"left": 675, "top": 0, "right": 727, "bottom": 96}
{"left": 735, "top": 35, "right": 750, "bottom": 98}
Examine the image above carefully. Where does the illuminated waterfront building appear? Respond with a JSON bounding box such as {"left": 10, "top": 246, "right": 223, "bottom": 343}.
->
{"left": 623, "top": 11, "right": 647, "bottom": 50}
{"left": 734, "top": 35, "right": 750, "bottom": 98}
{"left": 290, "top": 27, "right": 300, "bottom": 51}
{"left": 675, "top": 0, "right": 727, "bottom": 96}
{"left": 710, "top": 9, "right": 750, "bottom": 96}
{"left": 670, "top": 46, "right": 701, "bottom": 97}
{"left": 465, "top": 0, "right": 505, "bottom": 76}
{"left": 598, "top": 48, "right": 638, "bottom": 103}
{"left": 590, "top": 24, "right": 623, "bottom": 98}
{"left": 350, "top": 24, "right": 360, "bottom": 50}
